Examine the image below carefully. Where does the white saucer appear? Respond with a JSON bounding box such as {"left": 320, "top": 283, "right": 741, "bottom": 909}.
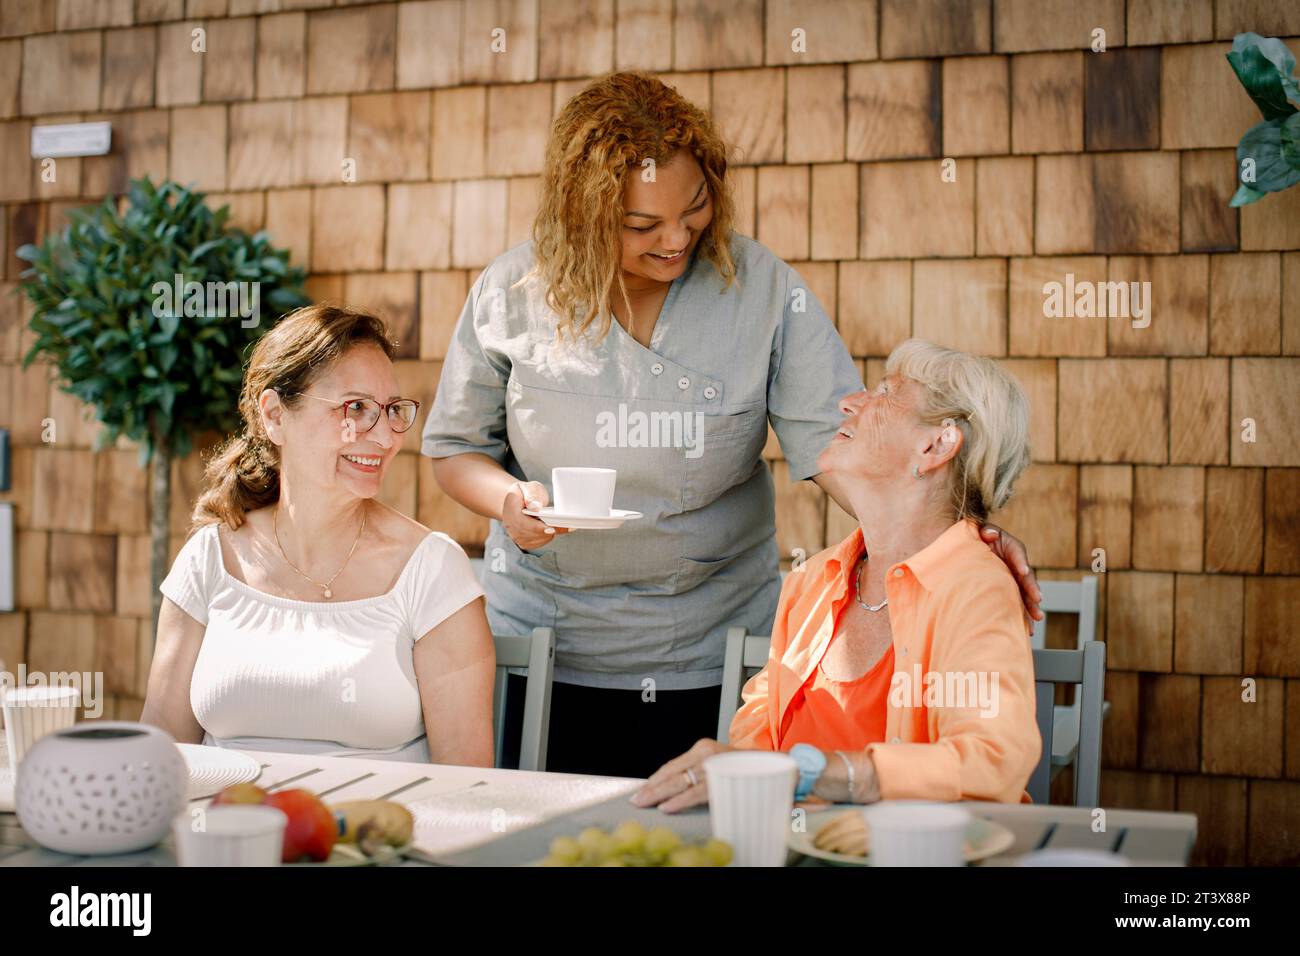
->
{"left": 177, "top": 743, "right": 262, "bottom": 799}
{"left": 522, "top": 507, "right": 642, "bottom": 530}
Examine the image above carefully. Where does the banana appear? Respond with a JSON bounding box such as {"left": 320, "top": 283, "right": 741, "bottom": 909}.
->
{"left": 330, "top": 800, "right": 414, "bottom": 856}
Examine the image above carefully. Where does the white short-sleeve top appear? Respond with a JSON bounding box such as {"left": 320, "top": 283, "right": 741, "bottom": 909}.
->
{"left": 159, "top": 523, "right": 485, "bottom": 762}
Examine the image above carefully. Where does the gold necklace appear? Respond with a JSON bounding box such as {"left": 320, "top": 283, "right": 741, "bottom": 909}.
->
{"left": 273, "top": 505, "right": 367, "bottom": 600}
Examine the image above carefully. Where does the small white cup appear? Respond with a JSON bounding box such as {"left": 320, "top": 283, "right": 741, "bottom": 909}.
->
{"left": 1016, "top": 849, "right": 1130, "bottom": 867}
{"left": 173, "top": 806, "right": 287, "bottom": 867}
{"left": 3, "top": 685, "right": 81, "bottom": 771}
{"left": 863, "top": 801, "right": 971, "bottom": 867}
{"left": 704, "top": 751, "right": 797, "bottom": 867}
{"left": 552, "top": 467, "right": 617, "bottom": 517}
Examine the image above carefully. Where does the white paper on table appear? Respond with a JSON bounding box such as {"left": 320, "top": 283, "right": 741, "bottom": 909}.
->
{"left": 408, "top": 776, "right": 639, "bottom": 857}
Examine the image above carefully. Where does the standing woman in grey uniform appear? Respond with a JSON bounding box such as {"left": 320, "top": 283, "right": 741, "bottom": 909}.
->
{"left": 423, "top": 72, "right": 1041, "bottom": 778}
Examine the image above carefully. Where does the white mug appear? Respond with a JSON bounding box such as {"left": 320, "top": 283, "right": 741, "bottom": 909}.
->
{"left": 703, "top": 751, "right": 797, "bottom": 867}
{"left": 173, "top": 805, "right": 286, "bottom": 866}
{"left": 862, "top": 801, "right": 971, "bottom": 867}
{"left": 3, "top": 685, "right": 81, "bottom": 771}
{"left": 552, "top": 467, "right": 617, "bottom": 517}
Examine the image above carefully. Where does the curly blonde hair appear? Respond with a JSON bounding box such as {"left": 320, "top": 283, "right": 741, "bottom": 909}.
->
{"left": 527, "top": 71, "right": 737, "bottom": 341}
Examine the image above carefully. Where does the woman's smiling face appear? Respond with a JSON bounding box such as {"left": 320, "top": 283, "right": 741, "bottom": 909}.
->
{"left": 619, "top": 148, "right": 713, "bottom": 285}
{"left": 817, "top": 374, "right": 930, "bottom": 481}
{"left": 269, "top": 343, "right": 405, "bottom": 499}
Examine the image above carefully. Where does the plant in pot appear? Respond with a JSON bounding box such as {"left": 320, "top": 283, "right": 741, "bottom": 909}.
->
{"left": 17, "top": 177, "right": 310, "bottom": 635}
{"left": 1227, "top": 32, "right": 1300, "bottom": 206}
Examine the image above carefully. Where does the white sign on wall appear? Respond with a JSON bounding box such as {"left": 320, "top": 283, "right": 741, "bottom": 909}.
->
{"left": 31, "top": 122, "right": 112, "bottom": 159}
{"left": 0, "top": 502, "right": 13, "bottom": 613}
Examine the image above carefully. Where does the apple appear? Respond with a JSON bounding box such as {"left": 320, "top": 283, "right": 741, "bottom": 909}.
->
{"left": 211, "top": 782, "right": 268, "bottom": 806}
{"left": 263, "top": 789, "right": 338, "bottom": 863}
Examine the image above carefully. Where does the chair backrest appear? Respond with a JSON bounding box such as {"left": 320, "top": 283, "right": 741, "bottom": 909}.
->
{"left": 1030, "top": 576, "right": 1099, "bottom": 651}
{"left": 717, "top": 626, "right": 772, "bottom": 742}
{"left": 1029, "top": 642, "right": 1106, "bottom": 807}
{"left": 492, "top": 628, "right": 555, "bottom": 772}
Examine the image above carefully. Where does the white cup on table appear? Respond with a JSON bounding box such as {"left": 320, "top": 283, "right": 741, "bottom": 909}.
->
{"left": 2, "top": 685, "right": 81, "bottom": 771}
{"left": 703, "top": 751, "right": 797, "bottom": 867}
{"left": 552, "top": 467, "right": 617, "bottom": 517}
{"left": 173, "top": 806, "right": 287, "bottom": 866}
{"left": 862, "top": 801, "right": 971, "bottom": 866}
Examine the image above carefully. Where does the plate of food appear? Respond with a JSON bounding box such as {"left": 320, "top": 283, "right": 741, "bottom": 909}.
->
{"left": 790, "top": 806, "right": 1015, "bottom": 866}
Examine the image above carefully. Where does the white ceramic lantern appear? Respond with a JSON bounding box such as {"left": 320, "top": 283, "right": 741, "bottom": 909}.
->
{"left": 15, "top": 721, "right": 186, "bottom": 855}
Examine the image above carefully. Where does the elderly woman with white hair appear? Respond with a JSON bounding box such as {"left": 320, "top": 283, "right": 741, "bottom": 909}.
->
{"left": 633, "top": 339, "right": 1042, "bottom": 810}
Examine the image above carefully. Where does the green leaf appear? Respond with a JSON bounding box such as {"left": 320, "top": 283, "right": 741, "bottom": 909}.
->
{"left": 189, "top": 237, "right": 226, "bottom": 260}
{"left": 157, "top": 310, "right": 180, "bottom": 340}
{"left": 1236, "top": 117, "right": 1300, "bottom": 192}
{"left": 157, "top": 343, "right": 179, "bottom": 373}
{"left": 259, "top": 256, "right": 287, "bottom": 277}
{"left": 1281, "top": 111, "right": 1300, "bottom": 169}
{"left": 1230, "top": 182, "right": 1268, "bottom": 206}
{"left": 93, "top": 328, "right": 130, "bottom": 350}
{"left": 1226, "top": 33, "right": 1300, "bottom": 121}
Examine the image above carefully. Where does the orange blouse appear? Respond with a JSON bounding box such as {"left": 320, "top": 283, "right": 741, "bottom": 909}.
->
{"left": 729, "top": 519, "right": 1041, "bottom": 804}
{"left": 779, "top": 602, "right": 895, "bottom": 752}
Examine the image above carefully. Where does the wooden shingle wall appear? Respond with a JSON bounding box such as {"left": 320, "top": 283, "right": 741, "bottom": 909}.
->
{"left": 0, "top": 0, "right": 1298, "bottom": 865}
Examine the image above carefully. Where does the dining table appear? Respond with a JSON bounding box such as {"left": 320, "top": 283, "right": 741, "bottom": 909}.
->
{"left": 0, "top": 748, "right": 1198, "bottom": 867}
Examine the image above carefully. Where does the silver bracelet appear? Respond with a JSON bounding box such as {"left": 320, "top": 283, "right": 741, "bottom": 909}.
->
{"left": 834, "top": 750, "right": 856, "bottom": 803}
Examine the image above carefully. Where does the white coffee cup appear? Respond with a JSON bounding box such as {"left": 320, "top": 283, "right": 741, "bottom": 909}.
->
{"left": 703, "top": 751, "right": 797, "bottom": 867}
{"left": 3, "top": 685, "right": 81, "bottom": 771}
{"left": 552, "top": 467, "right": 617, "bottom": 517}
{"left": 173, "top": 805, "right": 287, "bottom": 866}
{"left": 862, "top": 801, "right": 971, "bottom": 866}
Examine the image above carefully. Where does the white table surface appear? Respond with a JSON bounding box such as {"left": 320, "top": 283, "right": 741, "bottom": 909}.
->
{"left": 0, "top": 748, "right": 1197, "bottom": 866}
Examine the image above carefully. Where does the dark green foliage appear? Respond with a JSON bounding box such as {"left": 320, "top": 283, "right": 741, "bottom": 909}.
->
{"left": 17, "top": 177, "right": 310, "bottom": 461}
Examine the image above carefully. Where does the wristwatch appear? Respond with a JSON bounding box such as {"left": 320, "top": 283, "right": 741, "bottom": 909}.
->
{"left": 790, "top": 743, "right": 828, "bottom": 801}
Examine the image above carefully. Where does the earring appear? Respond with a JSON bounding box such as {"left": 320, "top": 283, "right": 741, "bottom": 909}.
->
{"left": 912, "top": 465, "right": 925, "bottom": 479}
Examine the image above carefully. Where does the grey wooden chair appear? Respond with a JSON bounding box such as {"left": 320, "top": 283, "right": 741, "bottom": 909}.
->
{"left": 1029, "top": 641, "right": 1106, "bottom": 807}
{"left": 492, "top": 628, "right": 555, "bottom": 772}
{"left": 1030, "top": 577, "right": 1099, "bottom": 652}
{"left": 1029, "top": 576, "right": 1110, "bottom": 776}
{"left": 717, "top": 626, "right": 771, "bottom": 743}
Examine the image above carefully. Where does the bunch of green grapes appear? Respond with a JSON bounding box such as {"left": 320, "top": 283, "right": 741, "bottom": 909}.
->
{"left": 541, "top": 820, "right": 734, "bottom": 867}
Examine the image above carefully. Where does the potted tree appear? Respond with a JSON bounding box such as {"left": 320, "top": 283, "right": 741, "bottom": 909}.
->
{"left": 17, "top": 177, "right": 310, "bottom": 635}
{"left": 1227, "top": 32, "right": 1300, "bottom": 206}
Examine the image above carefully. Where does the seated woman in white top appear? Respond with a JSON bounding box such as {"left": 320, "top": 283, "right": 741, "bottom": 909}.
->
{"left": 141, "top": 304, "right": 495, "bottom": 765}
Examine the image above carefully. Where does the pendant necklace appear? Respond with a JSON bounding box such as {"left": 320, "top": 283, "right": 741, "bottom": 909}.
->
{"left": 274, "top": 505, "right": 367, "bottom": 600}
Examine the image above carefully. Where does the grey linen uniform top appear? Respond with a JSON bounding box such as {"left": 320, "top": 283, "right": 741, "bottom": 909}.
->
{"left": 422, "top": 231, "right": 864, "bottom": 690}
